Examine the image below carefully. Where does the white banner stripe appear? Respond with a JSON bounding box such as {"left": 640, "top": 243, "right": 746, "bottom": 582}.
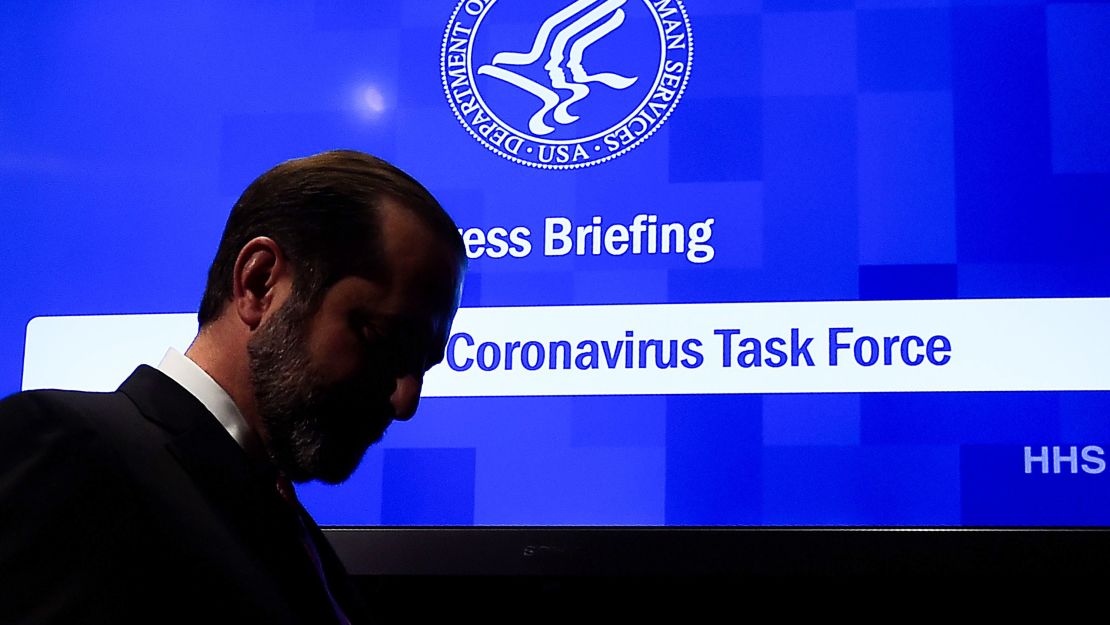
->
{"left": 23, "top": 298, "right": 1110, "bottom": 396}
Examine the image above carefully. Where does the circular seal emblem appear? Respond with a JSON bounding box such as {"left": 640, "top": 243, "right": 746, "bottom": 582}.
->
{"left": 442, "top": 0, "right": 693, "bottom": 170}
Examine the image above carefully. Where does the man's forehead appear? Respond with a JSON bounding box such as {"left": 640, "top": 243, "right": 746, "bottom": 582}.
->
{"left": 331, "top": 270, "right": 456, "bottom": 315}
{"left": 377, "top": 205, "right": 462, "bottom": 294}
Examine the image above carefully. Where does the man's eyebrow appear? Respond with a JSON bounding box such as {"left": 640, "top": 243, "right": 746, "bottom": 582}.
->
{"left": 354, "top": 311, "right": 439, "bottom": 346}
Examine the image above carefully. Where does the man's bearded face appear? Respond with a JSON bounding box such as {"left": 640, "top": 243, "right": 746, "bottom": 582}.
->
{"left": 247, "top": 293, "right": 396, "bottom": 484}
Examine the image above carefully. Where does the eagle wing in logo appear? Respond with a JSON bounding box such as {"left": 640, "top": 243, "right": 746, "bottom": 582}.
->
{"left": 477, "top": 0, "right": 639, "bottom": 136}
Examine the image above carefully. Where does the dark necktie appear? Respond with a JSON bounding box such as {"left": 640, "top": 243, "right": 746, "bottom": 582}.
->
{"left": 275, "top": 474, "right": 353, "bottom": 625}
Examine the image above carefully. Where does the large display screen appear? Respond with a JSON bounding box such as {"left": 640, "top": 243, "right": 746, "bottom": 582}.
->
{"left": 5, "top": 0, "right": 1110, "bottom": 527}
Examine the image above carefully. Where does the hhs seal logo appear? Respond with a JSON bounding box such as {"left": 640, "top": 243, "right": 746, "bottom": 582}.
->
{"left": 442, "top": 0, "right": 693, "bottom": 170}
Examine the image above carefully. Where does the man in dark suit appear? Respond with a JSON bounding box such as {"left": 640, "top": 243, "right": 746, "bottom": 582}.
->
{"left": 0, "top": 150, "right": 466, "bottom": 624}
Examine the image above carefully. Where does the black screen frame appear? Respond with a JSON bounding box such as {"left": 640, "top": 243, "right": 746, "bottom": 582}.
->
{"left": 326, "top": 526, "right": 1110, "bottom": 576}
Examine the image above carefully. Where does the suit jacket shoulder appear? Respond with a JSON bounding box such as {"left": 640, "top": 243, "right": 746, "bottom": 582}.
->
{"left": 0, "top": 386, "right": 160, "bottom": 623}
{"left": 0, "top": 368, "right": 367, "bottom": 625}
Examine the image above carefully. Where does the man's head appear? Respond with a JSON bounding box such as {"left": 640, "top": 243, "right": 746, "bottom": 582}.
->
{"left": 195, "top": 150, "right": 465, "bottom": 484}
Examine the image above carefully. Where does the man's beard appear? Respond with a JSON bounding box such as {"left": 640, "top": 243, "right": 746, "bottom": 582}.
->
{"left": 247, "top": 297, "right": 395, "bottom": 484}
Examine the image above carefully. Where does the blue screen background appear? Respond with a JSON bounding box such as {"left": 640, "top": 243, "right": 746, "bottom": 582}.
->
{"left": 2, "top": 0, "right": 1109, "bottom": 525}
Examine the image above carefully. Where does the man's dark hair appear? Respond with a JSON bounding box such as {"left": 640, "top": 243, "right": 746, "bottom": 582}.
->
{"left": 197, "top": 150, "right": 464, "bottom": 326}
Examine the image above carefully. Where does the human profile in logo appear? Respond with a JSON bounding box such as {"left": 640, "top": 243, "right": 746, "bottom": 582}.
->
{"left": 443, "top": 0, "right": 693, "bottom": 170}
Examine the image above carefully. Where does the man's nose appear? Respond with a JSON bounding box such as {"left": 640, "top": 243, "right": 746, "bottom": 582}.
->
{"left": 390, "top": 374, "right": 422, "bottom": 421}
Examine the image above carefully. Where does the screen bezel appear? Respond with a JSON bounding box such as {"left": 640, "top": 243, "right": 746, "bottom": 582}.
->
{"left": 326, "top": 526, "right": 1110, "bottom": 575}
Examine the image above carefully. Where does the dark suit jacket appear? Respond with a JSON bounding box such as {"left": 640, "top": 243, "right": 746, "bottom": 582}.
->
{"left": 0, "top": 365, "right": 368, "bottom": 625}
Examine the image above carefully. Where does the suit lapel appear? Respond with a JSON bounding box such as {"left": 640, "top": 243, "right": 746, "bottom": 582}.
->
{"left": 117, "top": 366, "right": 340, "bottom": 620}
{"left": 117, "top": 366, "right": 280, "bottom": 529}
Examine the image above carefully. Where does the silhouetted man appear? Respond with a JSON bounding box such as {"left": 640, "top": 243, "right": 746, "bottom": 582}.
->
{"left": 0, "top": 150, "right": 466, "bottom": 624}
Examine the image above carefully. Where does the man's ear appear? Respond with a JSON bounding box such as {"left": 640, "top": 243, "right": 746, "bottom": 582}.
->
{"left": 232, "top": 237, "right": 289, "bottom": 330}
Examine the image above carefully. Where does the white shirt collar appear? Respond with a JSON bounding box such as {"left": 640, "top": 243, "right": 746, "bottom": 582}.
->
{"left": 157, "top": 347, "right": 263, "bottom": 457}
